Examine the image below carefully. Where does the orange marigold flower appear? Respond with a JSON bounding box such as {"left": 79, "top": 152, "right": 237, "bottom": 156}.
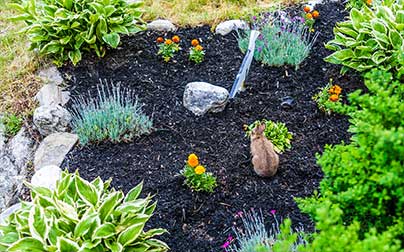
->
{"left": 367, "top": 0, "right": 372, "bottom": 5}
{"left": 156, "top": 37, "right": 164, "bottom": 43}
{"left": 306, "top": 13, "right": 313, "bottom": 19}
{"left": 195, "top": 45, "right": 203, "bottom": 51}
{"left": 312, "top": 10, "right": 320, "bottom": 19}
{"left": 242, "top": 124, "right": 249, "bottom": 131}
{"left": 191, "top": 39, "right": 199, "bottom": 47}
{"left": 194, "top": 165, "right": 206, "bottom": 175}
{"left": 165, "top": 39, "right": 173, "bottom": 45}
{"left": 188, "top": 153, "right": 199, "bottom": 167}
{"left": 329, "top": 94, "right": 339, "bottom": 102}
{"left": 303, "top": 6, "right": 311, "bottom": 13}
{"left": 172, "top": 35, "right": 180, "bottom": 43}
{"left": 333, "top": 85, "right": 342, "bottom": 95}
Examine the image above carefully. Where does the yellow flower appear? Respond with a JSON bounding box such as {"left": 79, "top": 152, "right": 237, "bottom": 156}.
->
{"left": 367, "top": 0, "right": 372, "bottom": 5}
{"left": 188, "top": 153, "right": 199, "bottom": 167}
{"left": 306, "top": 13, "right": 313, "bottom": 19}
{"left": 165, "top": 39, "right": 173, "bottom": 45}
{"left": 195, "top": 45, "right": 204, "bottom": 51}
{"left": 194, "top": 165, "right": 206, "bottom": 175}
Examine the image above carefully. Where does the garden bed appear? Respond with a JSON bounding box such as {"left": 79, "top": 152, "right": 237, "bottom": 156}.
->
{"left": 61, "top": 2, "right": 362, "bottom": 251}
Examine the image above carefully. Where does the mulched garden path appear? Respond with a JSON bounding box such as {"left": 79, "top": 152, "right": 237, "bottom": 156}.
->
{"left": 61, "top": 2, "right": 362, "bottom": 251}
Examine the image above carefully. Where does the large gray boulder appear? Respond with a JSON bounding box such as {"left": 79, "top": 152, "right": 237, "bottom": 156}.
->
{"left": 147, "top": 19, "right": 176, "bottom": 32}
{"left": 33, "top": 105, "right": 72, "bottom": 136}
{"left": 183, "top": 82, "right": 229, "bottom": 116}
{"left": 215, "top": 20, "right": 248, "bottom": 36}
{"left": 34, "top": 132, "right": 78, "bottom": 170}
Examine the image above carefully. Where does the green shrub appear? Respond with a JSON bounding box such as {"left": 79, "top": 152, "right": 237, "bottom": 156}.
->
{"left": 244, "top": 119, "right": 293, "bottom": 153}
{"left": 10, "top": 0, "right": 144, "bottom": 66}
{"left": 70, "top": 82, "right": 153, "bottom": 145}
{"left": 1, "top": 113, "right": 23, "bottom": 137}
{"left": 298, "top": 69, "right": 404, "bottom": 248}
{"left": 238, "top": 13, "right": 318, "bottom": 69}
{"left": 325, "top": 1, "right": 404, "bottom": 74}
{"left": 226, "top": 211, "right": 307, "bottom": 252}
{"left": 0, "top": 171, "right": 169, "bottom": 252}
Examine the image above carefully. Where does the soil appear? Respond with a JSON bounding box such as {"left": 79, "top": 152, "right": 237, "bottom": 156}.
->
{"left": 61, "top": 2, "right": 362, "bottom": 251}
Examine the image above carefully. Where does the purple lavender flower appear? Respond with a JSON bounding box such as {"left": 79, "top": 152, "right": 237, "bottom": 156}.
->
{"left": 270, "top": 209, "right": 276, "bottom": 215}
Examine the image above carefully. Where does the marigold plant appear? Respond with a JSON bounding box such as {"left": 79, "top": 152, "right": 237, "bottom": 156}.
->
{"left": 181, "top": 153, "right": 217, "bottom": 193}
{"left": 189, "top": 39, "right": 205, "bottom": 64}
{"left": 157, "top": 36, "right": 180, "bottom": 62}
{"left": 312, "top": 80, "right": 343, "bottom": 115}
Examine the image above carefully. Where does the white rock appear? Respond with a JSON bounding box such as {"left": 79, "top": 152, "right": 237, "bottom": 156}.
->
{"left": 38, "top": 66, "right": 64, "bottom": 86}
{"left": 35, "top": 84, "right": 70, "bottom": 106}
{"left": 0, "top": 155, "right": 18, "bottom": 211}
{"left": 215, "top": 20, "right": 248, "bottom": 36}
{"left": 0, "top": 203, "right": 21, "bottom": 225}
{"left": 8, "top": 127, "right": 35, "bottom": 169}
{"left": 183, "top": 82, "right": 229, "bottom": 116}
{"left": 147, "top": 19, "right": 176, "bottom": 32}
{"left": 34, "top": 132, "right": 78, "bottom": 170}
{"left": 33, "top": 105, "right": 72, "bottom": 136}
{"left": 31, "top": 165, "right": 62, "bottom": 190}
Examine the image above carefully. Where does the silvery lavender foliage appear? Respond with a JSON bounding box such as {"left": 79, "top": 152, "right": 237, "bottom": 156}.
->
{"left": 226, "top": 210, "right": 307, "bottom": 252}
{"left": 238, "top": 11, "right": 319, "bottom": 69}
{"left": 70, "top": 80, "right": 152, "bottom": 145}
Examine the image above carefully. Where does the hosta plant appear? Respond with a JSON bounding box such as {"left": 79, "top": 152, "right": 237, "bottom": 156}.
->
{"left": 325, "top": 1, "right": 404, "bottom": 74}
{"left": 10, "top": 0, "right": 145, "bottom": 66}
{"left": 0, "top": 171, "right": 169, "bottom": 252}
{"left": 244, "top": 120, "right": 293, "bottom": 153}
{"left": 181, "top": 153, "right": 217, "bottom": 193}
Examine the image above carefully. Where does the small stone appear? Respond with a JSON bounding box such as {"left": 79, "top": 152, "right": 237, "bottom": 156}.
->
{"left": 33, "top": 105, "right": 72, "bottom": 136}
{"left": 34, "top": 132, "right": 78, "bottom": 170}
{"left": 35, "top": 84, "right": 70, "bottom": 106}
{"left": 0, "top": 203, "right": 21, "bottom": 225}
{"left": 183, "top": 82, "right": 229, "bottom": 116}
{"left": 280, "top": 96, "right": 296, "bottom": 109}
{"left": 147, "top": 19, "right": 176, "bottom": 32}
{"left": 38, "top": 66, "right": 64, "bottom": 86}
{"left": 215, "top": 20, "right": 248, "bottom": 36}
{"left": 31, "top": 165, "right": 62, "bottom": 190}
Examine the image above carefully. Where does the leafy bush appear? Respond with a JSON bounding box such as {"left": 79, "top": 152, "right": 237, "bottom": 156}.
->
{"left": 244, "top": 120, "right": 293, "bottom": 153}
{"left": 0, "top": 171, "right": 169, "bottom": 252}
{"left": 298, "top": 69, "right": 404, "bottom": 247}
{"left": 10, "top": 0, "right": 144, "bottom": 66}
{"left": 70, "top": 82, "right": 152, "bottom": 145}
{"left": 181, "top": 153, "right": 217, "bottom": 193}
{"left": 325, "top": 1, "right": 404, "bottom": 74}
{"left": 225, "top": 210, "right": 307, "bottom": 252}
{"left": 312, "top": 80, "right": 343, "bottom": 115}
{"left": 1, "top": 113, "right": 23, "bottom": 137}
{"left": 238, "top": 12, "right": 319, "bottom": 69}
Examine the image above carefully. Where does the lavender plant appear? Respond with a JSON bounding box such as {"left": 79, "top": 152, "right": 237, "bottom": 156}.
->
{"left": 238, "top": 12, "right": 319, "bottom": 69}
{"left": 70, "top": 81, "right": 152, "bottom": 145}
{"left": 226, "top": 210, "right": 307, "bottom": 252}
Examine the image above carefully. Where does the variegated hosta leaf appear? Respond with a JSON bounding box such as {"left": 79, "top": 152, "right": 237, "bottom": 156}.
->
{"left": 75, "top": 172, "right": 99, "bottom": 206}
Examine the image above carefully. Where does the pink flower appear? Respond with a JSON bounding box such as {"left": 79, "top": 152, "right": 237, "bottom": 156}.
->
{"left": 270, "top": 209, "right": 276, "bottom": 215}
{"left": 227, "top": 235, "right": 234, "bottom": 242}
{"left": 235, "top": 211, "right": 243, "bottom": 218}
{"left": 221, "top": 241, "right": 230, "bottom": 249}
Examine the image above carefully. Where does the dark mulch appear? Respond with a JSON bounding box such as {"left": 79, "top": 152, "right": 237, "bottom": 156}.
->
{"left": 61, "top": 2, "right": 362, "bottom": 251}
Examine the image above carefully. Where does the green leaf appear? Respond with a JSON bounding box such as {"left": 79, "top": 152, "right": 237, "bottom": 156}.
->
{"left": 105, "top": 240, "right": 123, "bottom": 252}
{"left": 93, "top": 223, "right": 116, "bottom": 239}
{"left": 68, "top": 49, "right": 82, "bottom": 65}
{"left": 8, "top": 238, "right": 45, "bottom": 252}
{"left": 99, "top": 191, "right": 124, "bottom": 221}
{"left": 57, "top": 237, "right": 79, "bottom": 252}
{"left": 75, "top": 172, "right": 99, "bottom": 206}
{"left": 102, "top": 33, "right": 120, "bottom": 48}
{"left": 124, "top": 181, "right": 143, "bottom": 202}
{"left": 28, "top": 204, "right": 48, "bottom": 242}
{"left": 73, "top": 213, "right": 98, "bottom": 238}
{"left": 117, "top": 223, "right": 145, "bottom": 247}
